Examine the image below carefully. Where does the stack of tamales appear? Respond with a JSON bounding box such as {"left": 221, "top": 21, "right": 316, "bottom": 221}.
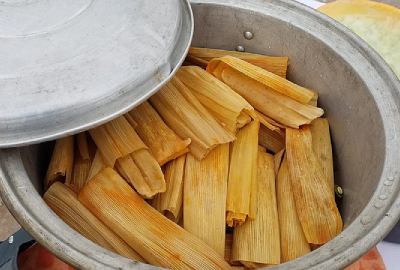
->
{"left": 43, "top": 47, "right": 342, "bottom": 270}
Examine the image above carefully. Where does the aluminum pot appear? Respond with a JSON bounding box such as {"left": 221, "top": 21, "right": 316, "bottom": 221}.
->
{"left": 1, "top": 0, "right": 400, "bottom": 269}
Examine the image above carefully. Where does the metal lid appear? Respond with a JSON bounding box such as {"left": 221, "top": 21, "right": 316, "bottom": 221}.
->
{"left": 0, "top": 0, "right": 193, "bottom": 147}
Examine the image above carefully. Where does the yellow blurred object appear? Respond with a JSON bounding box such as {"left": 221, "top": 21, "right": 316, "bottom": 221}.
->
{"left": 318, "top": 0, "right": 400, "bottom": 77}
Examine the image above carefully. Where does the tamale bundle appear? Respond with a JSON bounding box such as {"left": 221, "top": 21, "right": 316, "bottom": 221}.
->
{"left": 87, "top": 150, "right": 106, "bottom": 182}
{"left": 149, "top": 76, "right": 235, "bottom": 160}
{"left": 207, "top": 57, "right": 324, "bottom": 128}
{"left": 44, "top": 136, "right": 74, "bottom": 191}
{"left": 231, "top": 151, "right": 280, "bottom": 268}
{"left": 78, "top": 167, "right": 231, "bottom": 270}
{"left": 226, "top": 120, "right": 259, "bottom": 227}
{"left": 286, "top": 127, "right": 342, "bottom": 244}
{"left": 276, "top": 156, "right": 311, "bottom": 262}
{"left": 152, "top": 154, "right": 186, "bottom": 221}
{"left": 310, "top": 118, "right": 334, "bottom": 195}
{"left": 176, "top": 66, "right": 253, "bottom": 133}
{"left": 258, "top": 124, "right": 285, "bottom": 154}
{"left": 188, "top": 47, "right": 289, "bottom": 77}
{"left": 183, "top": 144, "right": 230, "bottom": 257}
{"left": 44, "top": 182, "right": 145, "bottom": 262}
{"left": 128, "top": 101, "right": 190, "bottom": 166}
{"left": 70, "top": 149, "right": 91, "bottom": 191}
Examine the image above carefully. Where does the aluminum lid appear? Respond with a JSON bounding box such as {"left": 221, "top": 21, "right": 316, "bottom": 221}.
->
{"left": 0, "top": 0, "right": 193, "bottom": 147}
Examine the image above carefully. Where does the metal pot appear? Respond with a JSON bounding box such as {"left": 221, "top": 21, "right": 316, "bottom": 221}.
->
{"left": 1, "top": 0, "right": 400, "bottom": 269}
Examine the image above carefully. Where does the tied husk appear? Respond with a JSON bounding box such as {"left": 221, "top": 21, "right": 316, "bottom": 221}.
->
{"left": 226, "top": 120, "right": 259, "bottom": 227}
{"left": 207, "top": 56, "right": 313, "bottom": 104}
{"left": 216, "top": 66, "right": 324, "bottom": 128}
{"left": 44, "top": 136, "right": 74, "bottom": 191}
{"left": 89, "top": 115, "right": 147, "bottom": 167}
{"left": 78, "top": 167, "right": 231, "bottom": 270}
{"left": 286, "top": 127, "right": 342, "bottom": 244}
{"left": 183, "top": 144, "right": 230, "bottom": 257}
{"left": 231, "top": 151, "right": 280, "bottom": 267}
{"left": 149, "top": 76, "right": 235, "bottom": 160}
{"left": 189, "top": 47, "right": 289, "bottom": 77}
{"left": 44, "top": 182, "right": 146, "bottom": 262}
{"left": 310, "top": 118, "right": 335, "bottom": 195}
{"left": 277, "top": 156, "right": 311, "bottom": 262}
{"left": 128, "top": 101, "right": 190, "bottom": 166}
{"left": 176, "top": 66, "right": 254, "bottom": 133}
{"left": 152, "top": 154, "right": 186, "bottom": 221}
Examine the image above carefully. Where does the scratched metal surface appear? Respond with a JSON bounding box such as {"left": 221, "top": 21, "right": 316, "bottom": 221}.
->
{"left": 1, "top": 0, "right": 400, "bottom": 269}
{"left": 0, "top": 0, "right": 193, "bottom": 148}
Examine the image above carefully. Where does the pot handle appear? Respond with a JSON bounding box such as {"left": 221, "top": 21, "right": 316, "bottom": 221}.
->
{"left": 0, "top": 229, "right": 35, "bottom": 270}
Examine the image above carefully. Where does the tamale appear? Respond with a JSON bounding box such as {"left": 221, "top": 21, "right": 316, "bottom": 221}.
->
{"left": 149, "top": 76, "right": 235, "bottom": 160}
{"left": 217, "top": 67, "right": 324, "bottom": 128}
{"left": 226, "top": 120, "right": 259, "bottom": 227}
{"left": 44, "top": 182, "right": 145, "bottom": 262}
{"left": 131, "top": 148, "right": 166, "bottom": 194}
{"left": 152, "top": 154, "right": 186, "bottom": 221}
{"left": 44, "top": 136, "right": 74, "bottom": 191}
{"left": 124, "top": 113, "right": 138, "bottom": 129}
{"left": 87, "top": 150, "right": 106, "bottom": 182}
{"left": 76, "top": 132, "right": 90, "bottom": 160}
{"left": 115, "top": 154, "right": 154, "bottom": 198}
{"left": 176, "top": 66, "right": 254, "bottom": 133}
{"left": 310, "top": 118, "right": 334, "bottom": 195}
{"left": 286, "top": 127, "right": 342, "bottom": 244}
{"left": 128, "top": 101, "right": 190, "bottom": 166}
{"left": 231, "top": 151, "right": 280, "bottom": 267}
{"left": 276, "top": 156, "right": 310, "bottom": 262}
{"left": 78, "top": 168, "right": 231, "bottom": 270}
{"left": 207, "top": 56, "right": 313, "bottom": 104}
{"left": 258, "top": 125, "right": 285, "bottom": 154}
{"left": 89, "top": 115, "right": 147, "bottom": 167}
{"left": 189, "top": 47, "right": 289, "bottom": 77}
{"left": 70, "top": 150, "right": 91, "bottom": 191}
{"left": 274, "top": 149, "right": 286, "bottom": 177}
{"left": 184, "top": 144, "right": 229, "bottom": 257}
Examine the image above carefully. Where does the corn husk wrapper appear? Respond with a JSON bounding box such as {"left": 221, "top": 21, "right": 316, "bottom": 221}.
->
{"left": 124, "top": 113, "right": 138, "bottom": 129}
{"left": 87, "top": 150, "right": 106, "bottom": 182}
{"left": 308, "top": 91, "right": 319, "bottom": 107}
{"left": 44, "top": 136, "right": 74, "bottom": 191}
{"left": 89, "top": 115, "right": 147, "bottom": 167}
{"left": 216, "top": 66, "right": 324, "bottom": 128}
{"left": 225, "top": 233, "right": 243, "bottom": 267}
{"left": 149, "top": 76, "right": 235, "bottom": 160}
{"left": 116, "top": 148, "right": 166, "bottom": 198}
{"left": 152, "top": 154, "right": 186, "bottom": 221}
{"left": 276, "top": 156, "right": 311, "bottom": 262}
{"left": 70, "top": 150, "right": 91, "bottom": 191}
{"left": 232, "top": 151, "right": 280, "bottom": 267}
{"left": 254, "top": 110, "right": 285, "bottom": 135}
{"left": 274, "top": 149, "right": 286, "bottom": 177}
{"left": 310, "top": 118, "right": 334, "bottom": 195}
{"left": 258, "top": 125, "right": 285, "bottom": 154}
{"left": 76, "top": 132, "right": 90, "bottom": 160}
{"left": 184, "top": 144, "right": 229, "bottom": 257}
{"left": 286, "top": 127, "right": 342, "bottom": 244}
{"left": 189, "top": 47, "right": 289, "bottom": 77}
{"left": 128, "top": 101, "right": 190, "bottom": 166}
{"left": 258, "top": 145, "right": 266, "bottom": 152}
{"left": 185, "top": 54, "right": 209, "bottom": 68}
{"left": 44, "top": 182, "right": 145, "bottom": 262}
{"left": 207, "top": 56, "right": 313, "bottom": 104}
{"left": 226, "top": 120, "right": 259, "bottom": 227}
{"left": 176, "top": 66, "right": 254, "bottom": 133}
{"left": 78, "top": 167, "right": 231, "bottom": 270}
